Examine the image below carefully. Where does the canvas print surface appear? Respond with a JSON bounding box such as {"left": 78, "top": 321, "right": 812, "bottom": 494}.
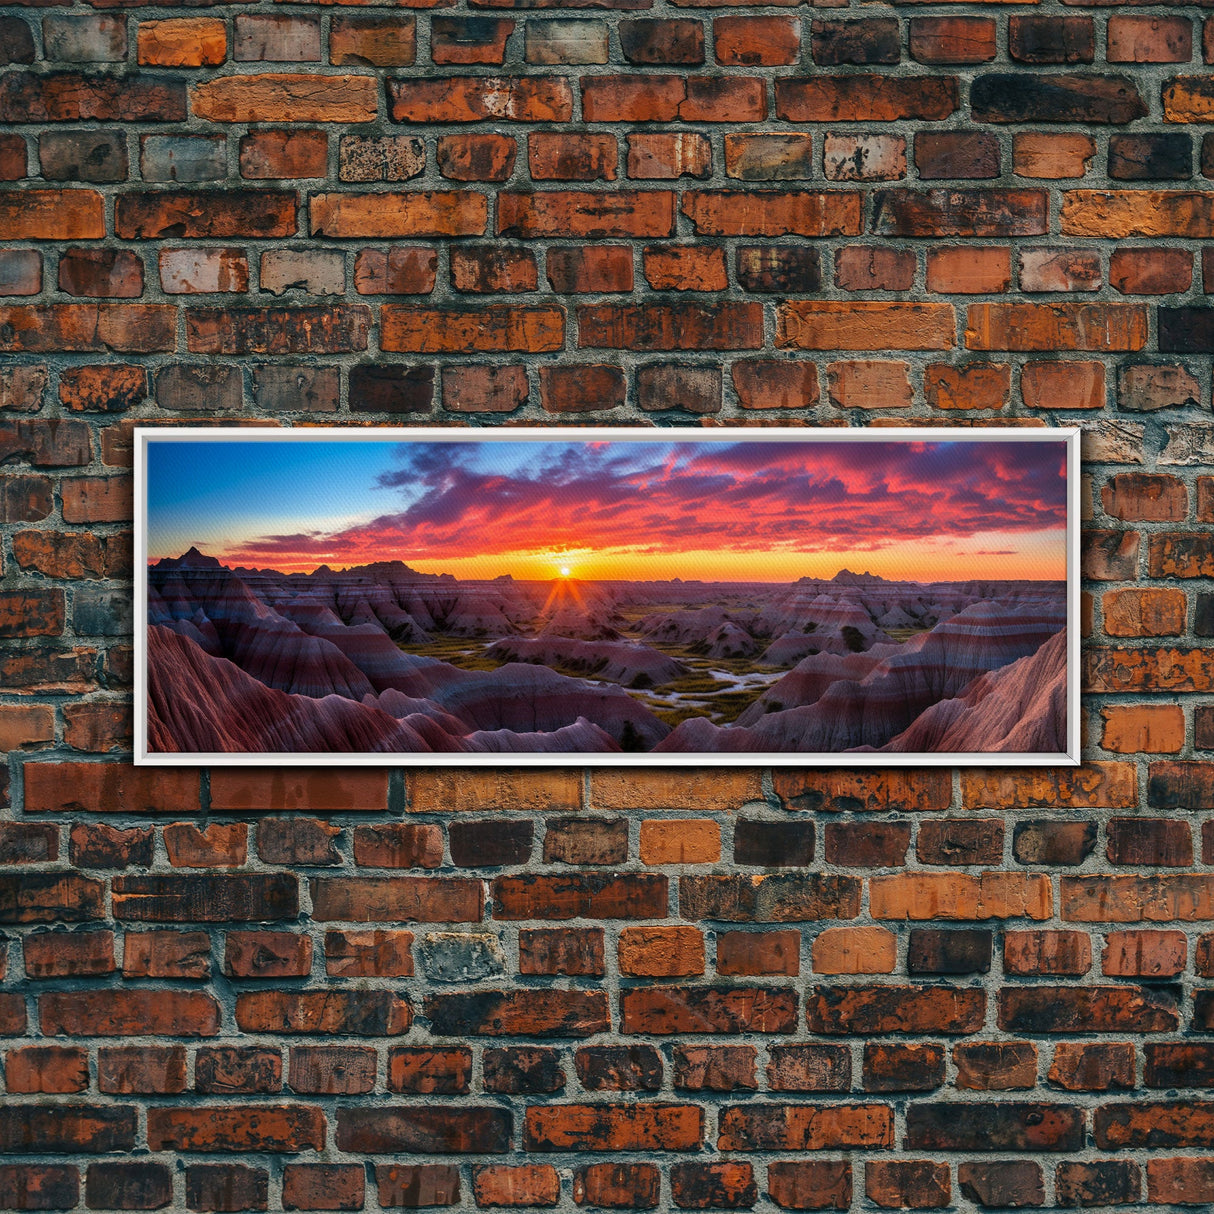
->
{"left": 136, "top": 428, "right": 1077, "bottom": 765}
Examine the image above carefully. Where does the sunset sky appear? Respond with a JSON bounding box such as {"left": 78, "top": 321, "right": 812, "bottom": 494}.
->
{"left": 145, "top": 436, "right": 1069, "bottom": 582}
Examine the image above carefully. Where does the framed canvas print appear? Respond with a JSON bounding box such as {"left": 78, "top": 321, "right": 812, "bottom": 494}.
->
{"left": 134, "top": 426, "right": 1080, "bottom": 767}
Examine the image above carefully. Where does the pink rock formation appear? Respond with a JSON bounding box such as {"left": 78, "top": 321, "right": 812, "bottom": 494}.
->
{"left": 660, "top": 603, "right": 1066, "bottom": 754}
{"left": 485, "top": 636, "right": 688, "bottom": 688}
{"left": 430, "top": 662, "right": 668, "bottom": 750}
{"left": 147, "top": 625, "right": 452, "bottom": 753}
{"left": 879, "top": 628, "right": 1068, "bottom": 754}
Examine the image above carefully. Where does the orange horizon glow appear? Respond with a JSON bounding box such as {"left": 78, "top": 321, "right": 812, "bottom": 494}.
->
{"left": 159, "top": 533, "right": 1066, "bottom": 584}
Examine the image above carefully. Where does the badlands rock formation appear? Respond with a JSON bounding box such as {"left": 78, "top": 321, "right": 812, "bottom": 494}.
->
{"left": 147, "top": 551, "right": 1067, "bottom": 756}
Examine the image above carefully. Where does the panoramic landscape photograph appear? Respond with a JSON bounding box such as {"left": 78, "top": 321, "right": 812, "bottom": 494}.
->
{"left": 138, "top": 429, "right": 1074, "bottom": 763}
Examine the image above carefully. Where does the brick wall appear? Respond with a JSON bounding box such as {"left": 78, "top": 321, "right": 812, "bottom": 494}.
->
{"left": 2, "top": 0, "right": 1214, "bottom": 1209}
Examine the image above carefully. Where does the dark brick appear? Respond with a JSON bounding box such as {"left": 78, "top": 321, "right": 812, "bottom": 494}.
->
{"left": 483, "top": 1047, "right": 565, "bottom": 1094}
{"left": 1109, "top": 133, "right": 1192, "bottom": 181}
{"left": 85, "top": 1163, "right": 172, "bottom": 1210}
{"left": 958, "top": 1161, "right": 1044, "bottom": 1209}
{"left": 576, "top": 1045, "right": 663, "bottom": 1092}
{"left": 810, "top": 19, "right": 899, "bottom": 65}
{"left": 348, "top": 364, "right": 434, "bottom": 413}
{"left": 971, "top": 75, "right": 1147, "bottom": 124}
{"left": 733, "top": 819, "right": 814, "bottom": 867}
{"left": 736, "top": 246, "right": 821, "bottom": 294}
{"left": 907, "top": 930, "right": 992, "bottom": 975}
{"left": 863, "top": 1043, "right": 946, "bottom": 1093}
{"left": 906, "top": 1104, "right": 1084, "bottom": 1152}
{"left": 184, "top": 1165, "right": 268, "bottom": 1213}
{"left": 449, "top": 819, "right": 533, "bottom": 867}
{"left": 1009, "top": 16, "right": 1095, "bottom": 64}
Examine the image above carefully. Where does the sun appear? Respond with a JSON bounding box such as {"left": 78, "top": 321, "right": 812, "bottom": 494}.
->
{"left": 559, "top": 566, "right": 572, "bottom": 578}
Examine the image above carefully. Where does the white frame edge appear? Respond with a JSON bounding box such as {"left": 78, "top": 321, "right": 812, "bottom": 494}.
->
{"left": 133, "top": 425, "right": 1083, "bottom": 769}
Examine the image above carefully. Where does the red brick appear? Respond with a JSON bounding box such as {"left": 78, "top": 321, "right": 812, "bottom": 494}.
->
{"left": 909, "top": 17, "right": 995, "bottom": 64}
{"left": 573, "top": 1163, "right": 659, "bottom": 1209}
{"left": 436, "top": 133, "right": 516, "bottom": 182}
{"left": 732, "top": 361, "right": 818, "bottom": 410}
{"left": 451, "top": 246, "right": 537, "bottom": 293}
{"left": 500, "top": 190, "right": 673, "bottom": 238}
{"left": 185, "top": 1165, "right": 268, "bottom": 1213}
{"left": 0, "top": 189, "right": 103, "bottom": 240}
{"left": 282, "top": 1164, "right": 364, "bottom": 1212}
{"left": 865, "top": 1161, "right": 950, "bottom": 1210}
{"left": 670, "top": 1162, "right": 756, "bottom": 1210}
{"left": 1147, "top": 1159, "right": 1214, "bottom": 1205}
{"left": 546, "top": 246, "right": 633, "bottom": 293}
{"left": 1108, "top": 15, "right": 1191, "bottom": 62}
{"left": 768, "top": 1044, "right": 850, "bottom": 1092}
{"left": 58, "top": 248, "right": 143, "bottom": 299}
{"left": 1102, "top": 587, "right": 1187, "bottom": 637}
{"left": 619, "top": 19, "right": 702, "bottom": 66}
{"left": 717, "top": 930, "right": 800, "bottom": 977}
{"left": 835, "top": 247, "right": 915, "bottom": 292}
{"left": 325, "top": 929, "right": 414, "bottom": 978}
{"left": 714, "top": 16, "right": 799, "bottom": 65}
{"left": 24, "top": 929, "right": 115, "bottom": 977}
{"left": 210, "top": 770, "right": 387, "bottom": 812}
{"left": 627, "top": 132, "right": 710, "bottom": 180}
{"left": 1061, "top": 871, "right": 1214, "bottom": 921}
{"left": 528, "top": 131, "right": 616, "bottom": 181}
{"left": 117, "top": 191, "right": 295, "bottom": 239}
{"left": 578, "top": 302, "right": 761, "bottom": 351}
{"left": 236, "top": 990, "right": 410, "bottom": 1036}
{"left": 390, "top": 76, "right": 570, "bottom": 123}
{"left": 540, "top": 364, "right": 624, "bottom": 413}
{"left": 240, "top": 129, "right": 328, "bottom": 179}
{"left": 474, "top": 1164, "right": 560, "bottom": 1209}
{"left": 618, "top": 926, "right": 704, "bottom": 978}
{"left": 518, "top": 927, "right": 605, "bottom": 977}
{"left": 719, "top": 1104, "right": 892, "bottom": 1152}
{"left": 916, "top": 131, "right": 1000, "bottom": 180}
{"left": 288, "top": 1047, "right": 374, "bottom": 1096}
{"left": 827, "top": 361, "right": 912, "bottom": 410}
{"left": 124, "top": 929, "right": 210, "bottom": 979}
{"left": 98, "top": 1046, "right": 186, "bottom": 1095}
{"left": 1101, "top": 704, "right": 1186, "bottom": 754}
{"left": 196, "top": 1046, "right": 282, "bottom": 1095}
{"left": 388, "top": 1046, "right": 470, "bottom": 1094}
{"left": 0, "top": 818, "right": 57, "bottom": 862}
{"left": 381, "top": 304, "right": 563, "bottom": 353}
{"left": 375, "top": 1164, "right": 459, "bottom": 1209}
{"left": 149, "top": 1105, "right": 323, "bottom": 1153}
{"left": 954, "top": 1042, "right": 1038, "bottom": 1091}
{"left": 1103, "top": 930, "right": 1186, "bottom": 977}
{"left": 583, "top": 74, "right": 764, "bottom": 123}
{"left": 926, "top": 246, "right": 1011, "bottom": 294}
{"left": 643, "top": 245, "right": 727, "bottom": 292}
{"left": 353, "top": 246, "right": 436, "bottom": 295}
{"left": 527, "top": 1104, "right": 702, "bottom": 1152}
{"left": 0, "top": 305, "right": 175, "bottom": 354}
{"left": 807, "top": 986, "right": 985, "bottom": 1035}
{"left": 776, "top": 76, "right": 957, "bottom": 122}
{"left": 1110, "top": 247, "right": 1192, "bottom": 295}
{"left": 226, "top": 931, "right": 313, "bottom": 979}
{"left": 5, "top": 1045, "right": 88, "bottom": 1094}
{"left": 767, "top": 1162, "right": 851, "bottom": 1211}
{"left": 925, "top": 363, "right": 1010, "bottom": 411}
{"left": 138, "top": 18, "right": 226, "bottom": 66}
{"left": 329, "top": 15, "right": 416, "bottom": 66}
{"left": 683, "top": 191, "right": 859, "bottom": 237}
{"left": 40, "top": 989, "right": 220, "bottom": 1037}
